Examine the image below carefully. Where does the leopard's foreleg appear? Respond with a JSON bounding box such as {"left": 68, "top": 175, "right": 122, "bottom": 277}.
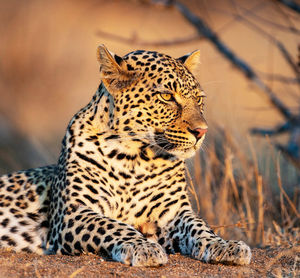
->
{"left": 162, "top": 209, "right": 251, "bottom": 265}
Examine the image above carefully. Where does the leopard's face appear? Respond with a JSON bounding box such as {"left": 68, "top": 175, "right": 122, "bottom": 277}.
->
{"left": 98, "top": 46, "right": 208, "bottom": 159}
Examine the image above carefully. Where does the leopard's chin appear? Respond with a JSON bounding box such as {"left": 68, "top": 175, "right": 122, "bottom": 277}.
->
{"left": 168, "top": 148, "right": 196, "bottom": 159}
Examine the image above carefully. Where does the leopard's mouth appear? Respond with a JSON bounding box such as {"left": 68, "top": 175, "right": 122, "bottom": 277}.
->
{"left": 153, "top": 131, "right": 200, "bottom": 158}
{"left": 154, "top": 132, "right": 174, "bottom": 151}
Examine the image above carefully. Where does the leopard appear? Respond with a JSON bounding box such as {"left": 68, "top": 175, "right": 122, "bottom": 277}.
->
{"left": 0, "top": 45, "right": 251, "bottom": 267}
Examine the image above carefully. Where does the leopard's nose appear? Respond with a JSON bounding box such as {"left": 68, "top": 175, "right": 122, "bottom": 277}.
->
{"left": 188, "top": 127, "right": 208, "bottom": 140}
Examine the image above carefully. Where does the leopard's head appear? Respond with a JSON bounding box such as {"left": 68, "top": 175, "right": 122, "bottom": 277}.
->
{"left": 97, "top": 45, "right": 207, "bottom": 159}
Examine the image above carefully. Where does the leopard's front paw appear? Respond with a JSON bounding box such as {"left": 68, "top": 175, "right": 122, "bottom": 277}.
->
{"left": 113, "top": 240, "right": 168, "bottom": 267}
{"left": 194, "top": 240, "right": 251, "bottom": 265}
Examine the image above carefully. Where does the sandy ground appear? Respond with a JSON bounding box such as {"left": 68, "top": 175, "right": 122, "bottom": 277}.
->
{"left": 0, "top": 247, "right": 299, "bottom": 278}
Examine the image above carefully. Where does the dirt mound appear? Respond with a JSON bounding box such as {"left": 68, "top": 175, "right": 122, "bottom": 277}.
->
{"left": 0, "top": 247, "right": 298, "bottom": 278}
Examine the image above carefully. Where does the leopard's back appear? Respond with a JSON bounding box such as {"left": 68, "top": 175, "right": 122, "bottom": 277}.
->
{"left": 0, "top": 165, "right": 56, "bottom": 253}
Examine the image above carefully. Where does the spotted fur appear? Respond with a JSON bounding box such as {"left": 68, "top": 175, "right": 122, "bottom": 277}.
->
{"left": 0, "top": 46, "right": 251, "bottom": 266}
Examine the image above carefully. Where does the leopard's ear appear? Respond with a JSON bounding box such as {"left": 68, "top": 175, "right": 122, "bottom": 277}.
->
{"left": 97, "top": 45, "right": 135, "bottom": 93}
{"left": 177, "top": 50, "right": 201, "bottom": 74}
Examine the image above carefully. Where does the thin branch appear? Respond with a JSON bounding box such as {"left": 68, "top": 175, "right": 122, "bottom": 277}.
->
{"left": 211, "top": 220, "right": 255, "bottom": 230}
{"left": 172, "top": 1, "right": 294, "bottom": 121}
{"left": 197, "top": 1, "right": 300, "bottom": 82}
{"left": 209, "top": 2, "right": 267, "bottom": 34}
{"left": 96, "top": 29, "right": 201, "bottom": 47}
{"left": 240, "top": 17, "right": 300, "bottom": 80}
{"left": 277, "top": 41, "right": 300, "bottom": 77}
{"left": 251, "top": 122, "right": 292, "bottom": 136}
{"left": 239, "top": 5, "right": 300, "bottom": 34}
{"left": 273, "top": 0, "right": 300, "bottom": 32}
{"left": 258, "top": 72, "right": 300, "bottom": 84}
{"left": 210, "top": 5, "right": 300, "bottom": 34}
{"left": 214, "top": 4, "right": 300, "bottom": 80}
{"left": 275, "top": 0, "right": 300, "bottom": 14}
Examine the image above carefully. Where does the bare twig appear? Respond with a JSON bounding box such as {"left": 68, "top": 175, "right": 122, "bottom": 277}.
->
{"left": 96, "top": 29, "right": 201, "bottom": 47}
{"left": 230, "top": 12, "right": 300, "bottom": 79}
{"left": 211, "top": 1, "right": 300, "bottom": 89}
{"left": 275, "top": 0, "right": 300, "bottom": 14}
{"left": 273, "top": 0, "right": 300, "bottom": 32}
{"left": 258, "top": 72, "right": 299, "bottom": 84}
{"left": 240, "top": 5, "right": 300, "bottom": 34}
{"left": 251, "top": 122, "right": 292, "bottom": 136}
{"left": 211, "top": 220, "right": 255, "bottom": 230}
{"left": 211, "top": 5, "right": 300, "bottom": 34}
{"left": 276, "top": 41, "right": 300, "bottom": 78}
{"left": 213, "top": 2, "right": 300, "bottom": 82}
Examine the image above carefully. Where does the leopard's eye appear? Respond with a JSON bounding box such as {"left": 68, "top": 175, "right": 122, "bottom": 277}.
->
{"left": 159, "top": 92, "right": 174, "bottom": 102}
{"left": 197, "top": 96, "right": 203, "bottom": 105}
{"left": 195, "top": 91, "right": 206, "bottom": 106}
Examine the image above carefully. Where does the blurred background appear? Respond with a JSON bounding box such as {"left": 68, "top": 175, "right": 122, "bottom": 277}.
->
{"left": 0, "top": 0, "right": 299, "bottom": 246}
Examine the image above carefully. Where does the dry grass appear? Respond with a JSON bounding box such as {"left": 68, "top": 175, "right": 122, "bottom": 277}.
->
{"left": 187, "top": 127, "right": 300, "bottom": 248}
